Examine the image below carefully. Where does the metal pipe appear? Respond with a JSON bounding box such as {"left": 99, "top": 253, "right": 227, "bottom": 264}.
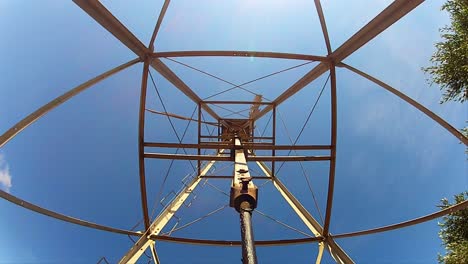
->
{"left": 240, "top": 201, "right": 258, "bottom": 264}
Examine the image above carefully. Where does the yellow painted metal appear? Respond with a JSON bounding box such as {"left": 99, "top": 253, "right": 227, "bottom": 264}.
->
{"left": 119, "top": 153, "right": 222, "bottom": 263}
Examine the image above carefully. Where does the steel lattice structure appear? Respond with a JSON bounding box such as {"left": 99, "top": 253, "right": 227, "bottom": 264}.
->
{"left": 1, "top": 0, "right": 467, "bottom": 263}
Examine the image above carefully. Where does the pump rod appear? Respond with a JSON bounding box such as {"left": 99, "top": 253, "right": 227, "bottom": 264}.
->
{"left": 240, "top": 201, "right": 258, "bottom": 264}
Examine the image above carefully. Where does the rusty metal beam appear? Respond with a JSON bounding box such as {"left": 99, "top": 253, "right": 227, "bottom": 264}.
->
{"left": 333, "top": 200, "right": 468, "bottom": 239}
{"left": 203, "top": 100, "right": 273, "bottom": 105}
{"left": 73, "top": 0, "right": 148, "bottom": 56}
{"left": 330, "top": 0, "right": 424, "bottom": 62}
{"left": 3, "top": 186, "right": 465, "bottom": 249}
{"left": 201, "top": 176, "right": 271, "bottom": 180}
{"left": 339, "top": 62, "right": 468, "bottom": 145}
{"left": 150, "top": 235, "right": 322, "bottom": 246}
{"left": 138, "top": 59, "right": 151, "bottom": 229}
{"left": 73, "top": 0, "right": 219, "bottom": 121}
{"left": 144, "top": 153, "right": 330, "bottom": 162}
{"left": 144, "top": 142, "right": 231, "bottom": 149}
{"left": 243, "top": 144, "right": 331, "bottom": 150}
{"left": 0, "top": 188, "right": 140, "bottom": 237}
{"left": 314, "top": 0, "right": 332, "bottom": 54}
{"left": 152, "top": 51, "right": 328, "bottom": 61}
{"left": 144, "top": 142, "right": 331, "bottom": 150}
{"left": 200, "top": 135, "right": 274, "bottom": 140}
{"left": 253, "top": 0, "right": 424, "bottom": 121}
{"left": 150, "top": 58, "right": 220, "bottom": 120}
{"left": 251, "top": 156, "right": 330, "bottom": 162}
{"left": 323, "top": 64, "right": 337, "bottom": 236}
{"left": 149, "top": 0, "right": 171, "bottom": 51}
{"left": 144, "top": 153, "right": 231, "bottom": 161}
{"left": 0, "top": 58, "right": 140, "bottom": 148}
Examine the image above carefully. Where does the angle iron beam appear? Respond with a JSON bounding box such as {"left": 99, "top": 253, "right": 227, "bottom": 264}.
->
{"left": 144, "top": 153, "right": 231, "bottom": 161}
{"left": 150, "top": 235, "right": 323, "bottom": 246}
{"left": 200, "top": 135, "right": 274, "bottom": 140}
{"left": 145, "top": 109, "right": 218, "bottom": 126}
{"left": 3, "top": 187, "right": 466, "bottom": 248}
{"left": 73, "top": 0, "right": 148, "bottom": 57}
{"left": 332, "top": 200, "right": 468, "bottom": 239}
{"left": 203, "top": 100, "right": 274, "bottom": 105}
{"left": 0, "top": 58, "right": 140, "bottom": 148}
{"left": 253, "top": 0, "right": 423, "bottom": 121}
{"left": 73, "top": 0, "right": 219, "bottom": 120}
{"left": 201, "top": 176, "right": 271, "bottom": 180}
{"left": 0, "top": 188, "right": 140, "bottom": 236}
{"left": 330, "top": 0, "right": 424, "bottom": 62}
{"left": 243, "top": 144, "right": 331, "bottom": 150}
{"left": 138, "top": 59, "right": 151, "bottom": 229}
{"left": 2, "top": 186, "right": 464, "bottom": 249}
{"left": 323, "top": 64, "right": 337, "bottom": 236}
{"left": 314, "top": 0, "right": 332, "bottom": 54}
{"left": 119, "top": 156, "right": 220, "bottom": 263}
{"left": 250, "top": 156, "right": 330, "bottom": 162}
{"left": 144, "top": 142, "right": 232, "bottom": 149}
{"left": 144, "top": 153, "right": 330, "bottom": 162}
{"left": 152, "top": 51, "right": 328, "bottom": 61}
{"left": 149, "top": 0, "right": 171, "bottom": 51}
{"left": 339, "top": 62, "right": 468, "bottom": 145}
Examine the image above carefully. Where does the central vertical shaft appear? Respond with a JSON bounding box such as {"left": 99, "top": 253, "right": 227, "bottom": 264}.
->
{"left": 240, "top": 201, "right": 257, "bottom": 264}
{"left": 230, "top": 137, "right": 258, "bottom": 264}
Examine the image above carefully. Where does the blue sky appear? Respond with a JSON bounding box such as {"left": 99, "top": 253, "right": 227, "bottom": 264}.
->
{"left": 0, "top": 0, "right": 467, "bottom": 263}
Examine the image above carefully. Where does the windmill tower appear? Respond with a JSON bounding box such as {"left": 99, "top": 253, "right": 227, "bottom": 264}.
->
{"left": 0, "top": 0, "right": 467, "bottom": 263}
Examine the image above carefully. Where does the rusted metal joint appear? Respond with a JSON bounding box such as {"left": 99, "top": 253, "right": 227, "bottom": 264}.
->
{"left": 230, "top": 184, "right": 258, "bottom": 213}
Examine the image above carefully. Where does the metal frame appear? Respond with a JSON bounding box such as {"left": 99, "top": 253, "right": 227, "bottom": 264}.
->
{"left": 1, "top": 187, "right": 466, "bottom": 244}
{"left": 0, "top": 0, "right": 467, "bottom": 263}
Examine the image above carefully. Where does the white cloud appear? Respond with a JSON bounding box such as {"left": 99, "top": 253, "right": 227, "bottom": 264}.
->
{"left": 0, "top": 154, "right": 12, "bottom": 193}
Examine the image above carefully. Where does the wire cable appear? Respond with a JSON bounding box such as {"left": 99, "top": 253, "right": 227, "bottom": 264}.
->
{"left": 148, "top": 69, "right": 197, "bottom": 171}
{"left": 150, "top": 106, "right": 199, "bottom": 220}
{"left": 277, "top": 110, "right": 325, "bottom": 225}
{"left": 163, "top": 57, "right": 314, "bottom": 101}
{"left": 161, "top": 205, "right": 228, "bottom": 235}
{"left": 276, "top": 73, "right": 330, "bottom": 175}
{"left": 165, "top": 57, "right": 259, "bottom": 98}
{"left": 254, "top": 209, "right": 314, "bottom": 238}
{"left": 202, "top": 61, "right": 314, "bottom": 101}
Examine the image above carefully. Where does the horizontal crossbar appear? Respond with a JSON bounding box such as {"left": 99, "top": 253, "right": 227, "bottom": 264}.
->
{"left": 144, "top": 142, "right": 331, "bottom": 150}
{"left": 144, "top": 152, "right": 330, "bottom": 162}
